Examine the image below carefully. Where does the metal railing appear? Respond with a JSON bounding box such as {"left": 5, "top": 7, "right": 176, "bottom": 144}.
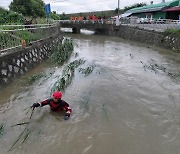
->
{"left": 0, "top": 23, "right": 59, "bottom": 53}
{"left": 59, "top": 18, "right": 180, "bottom": 32}
{"left": 118, "top": 17, "right": 180, "bottom": 32}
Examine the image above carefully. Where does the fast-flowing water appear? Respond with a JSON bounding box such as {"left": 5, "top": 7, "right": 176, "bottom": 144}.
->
{"left": 0, "top": 31, "right": 180, "bottom": 154}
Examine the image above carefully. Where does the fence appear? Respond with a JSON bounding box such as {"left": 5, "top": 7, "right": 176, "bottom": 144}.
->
{"left": 0, "top": 23, "right": 59, "bottom": 54}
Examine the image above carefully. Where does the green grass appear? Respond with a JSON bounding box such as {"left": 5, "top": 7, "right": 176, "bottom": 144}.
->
{"left": 0, "top": 28, "right": 47, "bottom": 50}
{"left": 164, "top": 28, "right": 180, "bottom": 38}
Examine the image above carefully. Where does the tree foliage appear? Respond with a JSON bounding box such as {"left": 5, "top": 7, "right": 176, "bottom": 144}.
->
{"left": 9, "top": 0, "right": 45, "bottom": 17}
{"left": 124, "top": 3, "right": 147, "bottom": 12}
{"left": 59, "top": 13, "right": 69, "bottom": 20}
{"left": 0, "top": 7, "right": 24, "bottom": 24}
{"left": 51, "top": 11, "right": 60, "bottom": 20}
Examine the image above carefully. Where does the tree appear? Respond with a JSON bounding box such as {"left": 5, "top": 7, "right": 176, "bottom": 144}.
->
{"left": 0, "top": 7, "right": 24, "bottom": 24}
{"left": 124, "top": 3, "right": 147, "bottom": 12}
{"left": 51, "top": 12, "right": 60, "bottom": 20}
{"left": 9, "top": 0, "right": 45, "bottom": 17}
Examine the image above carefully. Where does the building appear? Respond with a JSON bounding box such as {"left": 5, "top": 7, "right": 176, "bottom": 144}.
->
{"left": 164, "top": 5, "right": 180, "bottom": 19}
{"left": 124, "top": 0, "right": 180, "bottom": 19}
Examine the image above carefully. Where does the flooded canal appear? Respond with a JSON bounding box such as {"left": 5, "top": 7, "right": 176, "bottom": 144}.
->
{"left": 0, "top": 32, "right": 180, "bottom": 154}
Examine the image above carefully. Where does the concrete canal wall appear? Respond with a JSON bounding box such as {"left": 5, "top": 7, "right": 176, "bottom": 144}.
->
{"left": 114, "top": 25, "right": 180, "bottom": 52}
{"left": 0, "top": 32, "right": 63, "bottom": 85}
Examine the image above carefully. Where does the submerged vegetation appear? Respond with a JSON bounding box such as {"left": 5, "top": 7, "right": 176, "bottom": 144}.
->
{"left": 141, "top": 59, "right": 180, "bottom": 80}
{"left": 25, "top": 74, "right": 44, "bottom": 85}
{"left": 9, "top": 107, "right": 36, "bottom": 151}
{"left": 51, "top": 59, "right": 85, "bottom": 93}
{"left": 49, "top": 39, "right": 74, "bottom": 65}
{"left": 9, "top": 127, "right": 31, "bottom": 151}
{"left": 80, "top": 90, "right": 92, "bottom": 113}
{"left": 102, "top": 104, "right": 111, "bottom": 122}
{"left": 78, "top": 64, "right": 95, "bottom": 77}
{"left": 0, "top": 123, "right": 4, "bottom": 136}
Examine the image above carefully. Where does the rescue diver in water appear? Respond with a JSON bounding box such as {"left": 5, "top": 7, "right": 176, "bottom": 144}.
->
{"left": 32, "top": 91, "right": 72, "bottom": 120}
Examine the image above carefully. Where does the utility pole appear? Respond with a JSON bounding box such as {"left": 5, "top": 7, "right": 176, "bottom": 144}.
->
{"left": 118, "top": 0, "right": 120, "bottom": 18}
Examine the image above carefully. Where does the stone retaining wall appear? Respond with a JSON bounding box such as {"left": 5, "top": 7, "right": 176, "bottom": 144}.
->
{"left": 115, "top": 25, "right": 180, "bottom": 51}
{"left": 0, "top": 32, "right": 63, "bottom": 85}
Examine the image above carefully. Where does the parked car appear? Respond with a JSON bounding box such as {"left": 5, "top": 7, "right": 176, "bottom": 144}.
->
{"left": 136, "top": 18, "right": 154, "bottom": 24}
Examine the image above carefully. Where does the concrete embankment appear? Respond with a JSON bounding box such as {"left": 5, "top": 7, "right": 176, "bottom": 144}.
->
{"left": 0, "top": 33, "right": 63, "bottom": 86}
{"left": 112, "top": 25, "right": 180, "bottom": 52}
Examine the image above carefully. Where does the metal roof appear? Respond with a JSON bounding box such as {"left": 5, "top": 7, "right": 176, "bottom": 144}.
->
{"left": 163, "top": 6, "right": 180, "bottom": 11}
{"left": 126, "top": 0, "right": 179, "bottom": 14}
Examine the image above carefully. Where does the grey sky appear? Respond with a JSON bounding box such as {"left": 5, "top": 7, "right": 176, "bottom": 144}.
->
{"left": 1, "top": 0, "right": 167, "bottom": 14}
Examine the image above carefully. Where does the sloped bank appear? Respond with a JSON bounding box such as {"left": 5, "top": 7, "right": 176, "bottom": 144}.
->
{"left": 113, "top": 25, "right": 180, "bottom": 52}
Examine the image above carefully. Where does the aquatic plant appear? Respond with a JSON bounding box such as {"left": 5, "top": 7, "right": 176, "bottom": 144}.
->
{"left": 78, "top": 64, "right": 95, "bottom": 77}
{"left": 39, "top": 71, "right": 55, "bottom": 85}
{"left": 80, "top": 90, "right": 92, "bottom": 113}
{"left": 51, "top": 59, "right": 86, "bottom": 93}
{"left": 49, "top": 39, "right": 74, "bottom": 65}
{"left": 9, "top": 127, "right": 31, "bottom": 151}
{"left": 26, "top": 74, "right": 44, "bottom": 85}
{"left": 102, "top": 104, "right": 111, "bottom": 122}
{"left": 0, "top": 123, "right": 4, "bottom": 136}
{"left": 9, "top": 107, "right": 36, "bottom": 151}
{"left": 141, "top": 60, "right": 180, "bottom": 80}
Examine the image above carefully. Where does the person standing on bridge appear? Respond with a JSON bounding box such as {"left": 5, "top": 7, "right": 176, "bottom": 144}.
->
{"left": 32, "top": 91, "right": 72, "bottom": 120}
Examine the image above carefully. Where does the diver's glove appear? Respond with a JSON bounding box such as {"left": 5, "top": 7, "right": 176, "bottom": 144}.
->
{"left": 64, "top": 113, "right": 70, "bottom": 120}
{"left": 32, "top": 103, "right": 40, "bottom": 108}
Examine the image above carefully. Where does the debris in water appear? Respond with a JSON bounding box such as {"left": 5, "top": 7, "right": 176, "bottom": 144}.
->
{"left": 9, "top": 127, "right": 31, "bottom": 151}
{"left": 130, "top": 54, "right": 134, "bottom": 59}
{"left": 102, "top": 104, "right": 111, "bottom": 122}
{"left": 11, "top": 122, "right": 29, "bottom": 127}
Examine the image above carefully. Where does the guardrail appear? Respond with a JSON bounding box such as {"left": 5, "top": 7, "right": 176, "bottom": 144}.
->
{"left": 0, "top": 23, "right": 59, "bottom": 53}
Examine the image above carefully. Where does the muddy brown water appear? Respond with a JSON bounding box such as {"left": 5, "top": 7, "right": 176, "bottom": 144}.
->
{"left": 0, "top": 31, "right": 180, "bottom": 154}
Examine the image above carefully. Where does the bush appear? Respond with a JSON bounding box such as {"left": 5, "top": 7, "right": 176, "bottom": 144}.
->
{"left": 7, "top": 11, "right": 24, "bottom": 23}
{"left": 0, "top": 7, "right": 24, "bottom": 24}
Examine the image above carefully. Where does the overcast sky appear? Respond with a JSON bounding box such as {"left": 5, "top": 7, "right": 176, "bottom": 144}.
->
{"left": 1, "top": 0, "right": 168, "bottom": 14}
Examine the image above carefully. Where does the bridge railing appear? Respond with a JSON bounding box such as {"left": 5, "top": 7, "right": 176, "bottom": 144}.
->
{"left": 59, "top": 18, "right": 180, "bottom": 32}
{"left": 0, "top": 23, "right": 59, "bottom": 54}
{"left": 59, "top": 19, "right": 115, "bottom": 25}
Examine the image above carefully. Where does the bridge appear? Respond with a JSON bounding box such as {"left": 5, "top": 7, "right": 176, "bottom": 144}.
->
{"left": 59, "top": 18, "right": 179, "bottom": 33}
{"left": 59, "top": 20, "right": 116, "bottom": 35}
